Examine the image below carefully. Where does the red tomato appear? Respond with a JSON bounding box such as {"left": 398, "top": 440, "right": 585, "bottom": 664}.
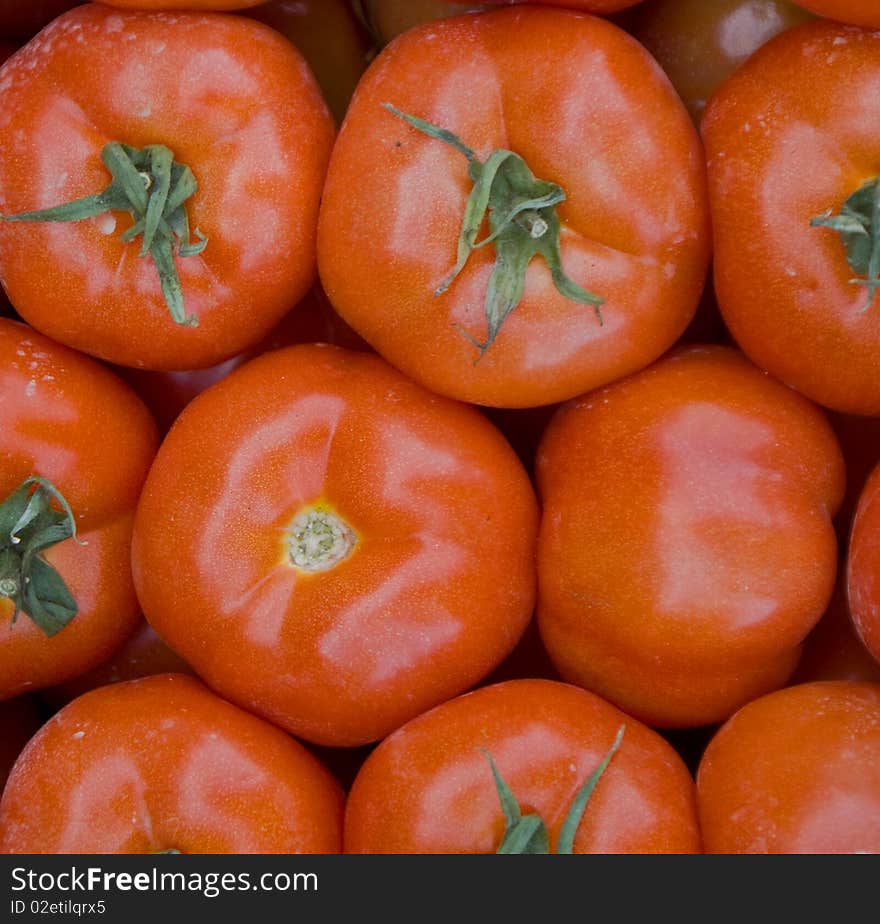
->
{"left": 0, "top": 318, "right": 158, "bottom": 700}
{"left": 131, "top": 344, "right": 538, "bottom": 747}
{"left": 847, "top": 465, "right": 880, "bottom": 666}
{"left": 42, "top": 620, "right": 194, "bottom": 709}
{"left": 119, "top": 285, "right": 370, "bottom": 433}
{"left": 697, "top": 681, "right": 880, "bottom": 853}
{"left": 793, "top": 577, "right": 880, "bottom": 684}
{"left": 630, "top": 0, "right": 813, "bottom": 123}
{"left": 789, "top": 0, "right": 880, "bottom": 27}
{"left": 0, "top": 5, "right": 334, "bottom": 370}
{"left": 345, "top": 679, "right": 701, "bottom": 853}
{"left": 0, "top": 1, "right": 81, "bottom": 40}
{"left": 318, "top": 7, "right": 709, "bottom": 408}
{"left": 245, "top": 0, "right": 372, "bottom": 125}
{"left": 0, "top": 674, "right": 344, "bottom": 853}
{"left": 703, "top": 20, "right": 880, "bottom": 414}
{"left": 0, "top": 697, "right": 42, "bottom": 793}
{"left": 537, "top": 345, "right": 845, "bottom": 728}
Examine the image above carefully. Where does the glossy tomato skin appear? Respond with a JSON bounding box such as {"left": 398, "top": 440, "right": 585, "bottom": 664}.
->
{"left": 41, "top": 619, "right": 194, "bottom": 709}
{"left": 0, "top": 319, "right": 158, "bottom": 700}
{"left": 537, "top": 345, "right": 845, "bottom": 728}
{"left": 630, "top": 0, "right": 813, "bottom": 124}
{"left": 697, "top": 681, "right": 880, "bottom": 853}
{"left": 0, "top": 674, "right": 344, "bottom": 853}
{"left": 789, "top": 0, "right": 880, "bottom": 27}
{"left": 0, "top": 5, "right": 334, "bottom": 370}
{"left": 245, "top": 0, "right": 372, "bottom": 124}
{"left": 96, "top": 1, "right": 264, "bottom": 9}
{"left": 0, "top": 697, "right": 42, "bottom": 794}
{"left": 318, "top": 7, "right": 709, "bottom": 408}
{"left": 132, "top": 344, "right": 538, "bottom": 747}
{"left": 345, "top": 679, "right": 701, "bottom": 853}
{"left": 703, "top": 20, "right": 880, "bottom": 415}
{"left": 847, "top": 465, "right": 880, "bottom": 666}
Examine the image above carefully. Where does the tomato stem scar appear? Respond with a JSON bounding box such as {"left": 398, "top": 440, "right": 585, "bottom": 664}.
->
{"left": 0, "top": 142, "right": 207, "bottom": 327}
{"left": 0, "top": 476, "right": 85, "bottom": 637}
{"left": 287, "top": 507, "right": 357, "bottom": 573}
{"left": 382, "top": 103, "right": 604, "bottom": 360}
{"left": 811, "top": 176, "right": 880, "bottom": 312}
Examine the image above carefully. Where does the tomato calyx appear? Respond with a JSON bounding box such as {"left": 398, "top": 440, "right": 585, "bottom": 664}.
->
{"left": 811, "top": 177, "right": 880, "bottom": 312}
{"left": 0, "top": 142, "right": 208, "bottom": 327}
{"left": 286, "top": 506, "right": 357, "bottom": 572}
{"left": 383, "top": 104, "right": 604, "bottom": 359}
{"left": 0, "top": 477, "right": 85, "bottom": 637}
{"left": 484, "top": 724, "right": 624, "bottom": 854}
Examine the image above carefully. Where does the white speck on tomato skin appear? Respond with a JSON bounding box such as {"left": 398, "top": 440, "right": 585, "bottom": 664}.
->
{"left": 72, "top": 731, "right": 85, "bottom": 740}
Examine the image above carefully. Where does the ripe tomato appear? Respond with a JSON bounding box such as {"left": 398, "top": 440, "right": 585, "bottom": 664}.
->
{"left": 0, "top": 4, "right": 334, "bottom": 370}
{"left": 847, "top": 465, "right": 880, "bottom": 666}
{"left": 0, "top": 697, "right": 42, "bottom": 793}
{"left": 132, "top": 344, "right": 538, "bottom": 747}
{"left": 793, "top": 578, "right": 880, "bottom": 684}
{"left": 42, "top": 619, "right": 194, "bottom": 709}
{"left": 344, "top": 679, "right": 701, "bottom": 853}
{"left": 318, "top": 7, "right": 709, "bottom": 408}
{"left": 245, "top": 0, "right": 372, "bottom": 125}
{"left": 703, "top": 20, "right": 880, "bottom": 415}
{"left": 0, "top": 674, "right": 344, "bottom": 853}
{"left": 630, "top": 0, "right": 813, "bottom": 124}
{"left": 537, "top": 344, "right": 845, "bottom": 728}
{"left": 789, "top": 0, "right": 880, "bottom": 27}
{"left": 697, "top": 681, "right": 880, "bottom": 853}
{"left": 97, "top": 1, "right": 264, "bottom": 9}
{"left": 0, "top": 318, "right": 158, "bottom": 700}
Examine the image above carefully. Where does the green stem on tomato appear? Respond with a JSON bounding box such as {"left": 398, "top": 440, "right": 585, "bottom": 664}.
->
{"left": 0, "top": 142, "right": 207, "bottom": 327}
{"left": 383, "top": 103, "right": 604, "bottom": 361}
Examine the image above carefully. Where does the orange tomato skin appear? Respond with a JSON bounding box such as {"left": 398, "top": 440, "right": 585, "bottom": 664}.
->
{"left": 847, "top": 465, "right": 880, "bottom": 665}
{"left": 99, "top": 1, "right": 262, "bottom": 8}
{"left": 697, "top": 681, "right": 880, "bottom": 853}
{"left": 0, "top": 5, "right": 334, "bottom": 370}
{"left": 0, "top": 674, "right": 344, "bottom": 854}
{"left": 132, "top": 344, "right": 538, "bottom": 747}
{"left": 537, "top": 345, "right": 845, "bottom": 728}
{"left": 318, "top": 7, "right": 709, "bottom": 408}
{"left": 0, "top": 319, "right": 158, "bottom": 700}
{"left": 789, "top": 0, "right": 880, "bottom": 26}
{"left": 345, "top": 679, "right": 701, "bottom": 854}
{"left": 703, "top": 20, "right": 880, "bottom": 415}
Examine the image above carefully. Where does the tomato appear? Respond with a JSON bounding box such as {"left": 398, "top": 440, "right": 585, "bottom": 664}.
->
{"left": 630, "top": 0, "right": 813, "bottom": 124}
{"left": 793, "top": 577, "right": 880, "bottom": 683}
{"left": 0, "top": 674, "right": 344, "bottom": 853}
{"left": 245, "top": 0, "right": 372, "bottom": 125}
{"left": 0, "top": 318, "right": 158, "bottom": 700}
{"left": 318, "top": 7, "right": 709, "bottom": 408}
{"left": 0, "top": 4, "right": 334, "bottom": 370}
{"left": 119, "top": 285, "right": 369, "bottom": 433}
{"left": 42, "top": 619, "right": 194, "bottom": 709}
{"left": 344, "top": 679, "right": 701, "bottom": 853}
{"left": 847, "top": 465, "right": 880, "bottom": 666}
{"left": 703, "top": 20, "right": 880, "bottom": 415}
{"left": 131, "top": 344, "right": 538, "bottom": 748}
{"left": 0, "top": 1, "right": 81, "bottom": 40}
{"left": 789, "top": 0, "right": 880, "bottom": 27}
{"left": 536, "top": 344, "right": 845, "bottom": 728}
{"left": 0, "top": 697, "right": 42, "bottom": 793}
{"left": 697, "top": 681, "right": 880, "bottom": 853}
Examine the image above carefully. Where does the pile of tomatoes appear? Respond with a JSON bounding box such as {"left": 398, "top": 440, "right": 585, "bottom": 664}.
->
{"left": 1, "top": 0, "right": 879, "bottom": 856}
